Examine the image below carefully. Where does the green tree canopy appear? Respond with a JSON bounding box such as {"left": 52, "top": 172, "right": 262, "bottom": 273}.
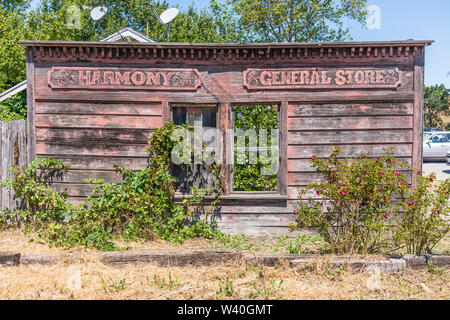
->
{"left": 424, "top": 85, "right": 450, "bottom": 129}
{"left": 209, "top": 0, "right": 369, "bottom": 42}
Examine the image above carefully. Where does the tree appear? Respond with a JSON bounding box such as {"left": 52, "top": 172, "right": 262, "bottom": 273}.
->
{"left": 424, "top": 85, "right": 450, "bottom": 129}
{"left": 0, "top": 0, "right": 232, "bottom": 119}
{"left": 209, "top": 0, "right": 369, "bottom": 42}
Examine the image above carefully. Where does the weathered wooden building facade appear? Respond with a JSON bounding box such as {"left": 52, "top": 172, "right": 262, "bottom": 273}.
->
{"left": 21, "top": 40, "right": 432, "bottom": 236}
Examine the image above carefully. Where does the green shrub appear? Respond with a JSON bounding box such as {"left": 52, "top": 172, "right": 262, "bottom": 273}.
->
{"left": 1, "top": 121, "right": 223, "bottom": 250}
{"left": 291, "top": 147, "right": 450, "bottom": 255}
{"left": 395, "top": 175, "right": 450, "bottom": 254}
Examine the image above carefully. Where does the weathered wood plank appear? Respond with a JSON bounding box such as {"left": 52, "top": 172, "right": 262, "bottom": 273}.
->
{"left": 288, "top": 144, "right": 412, "bottom": 159}
{"left": 412, "top": 54, "right": 425, "bottom": 183}
{"left": 288, "top": 130, "right": 413, "bottom": 145}
{"left": 279, "top": 102, "right": 288, "bottom": 195}
{"left": 36, "top": 128, "right": 153, "bottom": 145}
{"left": 288, "top": 157, "right": 413, "bottom": 172}
{"left": 288, "top": 171, "right": 412, "bottom": 186}
{"left": 35, "top": 102, "right": 163, "bottom": 116}
{"left": 41, "top": 155, "right": 148, "bottom": 171}
{"left": 288, "top": 116, "right": 413, "bottom": 131}
{"left": 27, "top": 48, "right": 36, "bottom": 164}
{"left": 1, "top": 122, "right": 11, "bottom": 211}
{"left": 36, "top": 114, "right": 163, "bottom": 129}
{"left": 36, "top": 142, "right": 149, "bottom": 157}
{"left": 288, "top": 102, "right": 413, "bottom": 117}
{"left": 48, "top": 170, "right": 123, "bottom": 184}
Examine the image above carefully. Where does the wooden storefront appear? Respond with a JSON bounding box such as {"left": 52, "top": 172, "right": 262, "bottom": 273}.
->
{"left": 21, "top": 40, "right": 433, "bottom": 237}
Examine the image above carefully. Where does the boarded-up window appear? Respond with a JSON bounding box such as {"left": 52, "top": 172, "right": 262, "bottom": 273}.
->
{"left": 172, "top": 105, "right": 218, "bottom": 193}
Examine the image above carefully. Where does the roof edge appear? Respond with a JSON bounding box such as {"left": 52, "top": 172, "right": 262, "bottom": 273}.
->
{"left": 20, "top": 39, "right": 434, "bottom": 48}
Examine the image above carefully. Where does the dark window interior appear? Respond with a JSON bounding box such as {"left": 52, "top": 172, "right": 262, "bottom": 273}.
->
{"left": 172, "top": 105, "right": 218, "bottom": 193}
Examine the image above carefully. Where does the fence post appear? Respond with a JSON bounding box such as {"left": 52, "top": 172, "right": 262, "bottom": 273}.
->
{"left": 0, "top": 120, "right": 27, "bottom": 212}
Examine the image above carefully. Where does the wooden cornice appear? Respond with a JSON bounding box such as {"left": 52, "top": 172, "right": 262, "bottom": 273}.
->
{"left": 20, "top": 40, "right": 433, "bottom": 62}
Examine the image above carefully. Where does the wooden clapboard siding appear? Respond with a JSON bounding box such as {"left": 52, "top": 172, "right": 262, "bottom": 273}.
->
{"left": 40, "top": 155, "right": 148, "bottom": 171}
{"left": 36, "top": 128, "right": 153, "bottom": 145}
{"left": 288, "top": 116, "right": 413, "bottom": 131}
{"left": 288, "top": 171, "right": 412, "bottom": 187}
{"left": 50, "top": 170, "right": 123, "bottom": 184}
{"left": 287, "top": 144, "right": 412, "bottom": 159}
{"left": 36, "top": 114, "right": 163, "bottom": 129}
{"left": 286, "top": 102, "right": 415, "bottom": 200}
{"left": 23, "top": 41, "right": 430, "bottom": 237}
{"left": 288, "top": 130, "right": 413, "bottom": 145}
{"left": 288, "top": 158, "right": 413, "bottom": 173}
{"left": 35, "top": 102, "right": 163, "bottom": 115}
{"left": 35, "top": 101, "right": 162, "bottom": 199}
{"left": 216, "top": 214, "right": 298, "bottom": 238}
{"left": 36, "top": 141, "right": 148, "bottom": 157}
{"left": 288, "top": 102, "right": 413, "bottom": 117}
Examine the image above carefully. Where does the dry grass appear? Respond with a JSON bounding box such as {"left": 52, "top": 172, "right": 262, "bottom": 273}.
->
{"left": 1, "top": 229, "right": 449, "bottom": 300}
{"left": 0, "top": 255, "right": 448, "bottom": 300}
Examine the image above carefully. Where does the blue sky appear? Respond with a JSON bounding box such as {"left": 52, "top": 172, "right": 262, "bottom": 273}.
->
{"left": 30, "top": 0, "right": 450, "bottom": 87}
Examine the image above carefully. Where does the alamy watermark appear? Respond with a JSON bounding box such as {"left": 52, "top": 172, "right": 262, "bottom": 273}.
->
{"left": 170, "top": 124, "right": 279, "bottom": 176}
{"left": 367, "top": 5, "right": 381, "bottom": 30}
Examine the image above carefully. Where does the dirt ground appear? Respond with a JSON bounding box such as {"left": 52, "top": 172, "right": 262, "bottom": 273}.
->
{"left": 0, "top": 230, "right": 449, "bottom": 300}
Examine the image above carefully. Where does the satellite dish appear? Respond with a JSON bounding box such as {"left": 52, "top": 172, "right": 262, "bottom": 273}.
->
{"left": 150, "top": 5, "right": 179, "bottom": 42}
{"left": 90, "top": 6, "right": 107, "bottom": 21}
{"left": 159, "top": 7, "right": 179, "bottom": 25}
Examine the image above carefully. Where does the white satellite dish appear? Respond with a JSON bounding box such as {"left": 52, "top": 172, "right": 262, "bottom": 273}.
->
{"left": 150, "top": 5, "right": 179, "bottom": 42}
{"left": 90, "top": 6, "right": 107, "bottom": 21}
{"left": 159, "top": 7, "right": 179, "bottom": 25}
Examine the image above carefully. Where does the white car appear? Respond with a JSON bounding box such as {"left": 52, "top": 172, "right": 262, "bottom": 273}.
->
{"left": 423, "top": 132, "right": 450, "bottom": 161}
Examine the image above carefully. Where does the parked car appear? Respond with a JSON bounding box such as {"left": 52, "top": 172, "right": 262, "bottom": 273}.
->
{"left": 424, "top": 127, "right": 444, "bottom": 132}
{"left": 423, "top": 132, "right": 450, "bottom": 161}
{"left": 447, "top": 151, "right": 450, "bottom": 166}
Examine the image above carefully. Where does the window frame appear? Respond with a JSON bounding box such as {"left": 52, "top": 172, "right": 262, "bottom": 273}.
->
{"left": 169, "top": 102, "right": 288, "bottom": 199}
{"left": 229, "top": 103, "right": 287, "bottom": 196}
{"left": 170, "top": 103, "right": 220, "bottom": 195}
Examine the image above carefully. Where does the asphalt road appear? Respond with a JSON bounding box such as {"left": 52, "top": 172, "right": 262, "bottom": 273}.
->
{"left": 422, "top": 161, "right": 450, "bottom": 181}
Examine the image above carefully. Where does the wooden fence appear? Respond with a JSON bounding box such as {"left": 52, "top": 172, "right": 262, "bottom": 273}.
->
{"left": 0, "top": 120, "right": 27, "bottom": 212}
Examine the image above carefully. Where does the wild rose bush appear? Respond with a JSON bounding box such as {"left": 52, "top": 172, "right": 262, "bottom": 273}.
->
{"left": 396, "top": 174, "right": 450, "bottom": 254}
{"left": 291, "top": 147, "right": 450, "bottom": 255}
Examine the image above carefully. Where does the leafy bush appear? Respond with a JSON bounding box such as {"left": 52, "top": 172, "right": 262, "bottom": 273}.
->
{"left": 1, "top": 121, "right": 223, "bottom": 250}
{"left": 395, "top": 174, "right": 450, "bottom": 254}
{"left": 0, "top": 91, "right": 27, "bottom": 121}
{"left": 291, "top": 147, "right": 450, "bottom": 254}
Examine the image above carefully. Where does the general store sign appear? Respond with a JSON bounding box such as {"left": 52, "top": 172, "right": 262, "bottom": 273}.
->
{"left": 243, "top": 67, "right": 401, "bottom": 89}
{"left": 48, "top": 67, "right": 202, "bottom": 90}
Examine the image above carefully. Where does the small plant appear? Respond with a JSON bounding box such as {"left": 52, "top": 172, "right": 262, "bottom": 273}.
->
{"left": 216, "top": 276, "right": 238, "bottom": 299}
{"left": 291, "top": 147, "right": 411, "bottom": 254}
{"left": 427, "top": 259, "right": 445, "bottom": 276}
{"left": 395, "top": 176, "right": 450, "bottom": 254}
{"left": 249, "top": 279, "right": 284, "bottom": 300}
{"left": 1, "top": 121, "right": 225, "bottom": 250}
{"left": 153, "top": 272, "right": 182, "bottom": 290}
{"left": 290, "top": 147, "right": 450, "bottom": 255}
{"left": 101, "top": 278, "right": 126, "bottom": 293}
{"left": 212, "top": 233, "right": 253, "bottom": 251}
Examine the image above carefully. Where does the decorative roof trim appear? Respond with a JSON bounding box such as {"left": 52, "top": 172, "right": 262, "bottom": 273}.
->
{"left": 21, "top": 40, "right": 433, "bottom": 61}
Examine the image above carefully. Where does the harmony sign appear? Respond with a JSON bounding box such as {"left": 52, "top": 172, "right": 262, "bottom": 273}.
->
{"left": 48, "top": 67, "right": 202, "bottom": 90}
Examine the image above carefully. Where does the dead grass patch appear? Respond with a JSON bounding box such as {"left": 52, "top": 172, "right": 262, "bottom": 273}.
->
{"left": 0, "top": 257, "right": 448, "bottom": 300}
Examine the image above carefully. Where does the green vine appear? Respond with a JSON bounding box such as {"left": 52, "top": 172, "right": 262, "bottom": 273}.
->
{"left": 1, "top": 121, "right": 224, "bottom": 250}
